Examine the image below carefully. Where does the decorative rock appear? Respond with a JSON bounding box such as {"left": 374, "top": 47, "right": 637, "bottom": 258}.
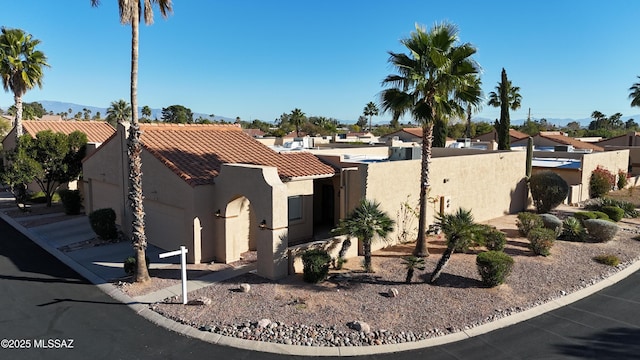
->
{"left": 257, "top": 319, "right": 271, "bottom": 328}
{"left": 349, "top": 321, "right": 371, "bottom": 334}
{"left": 188, "top": 296, "right": 212, "bottom": 306}
{"left": 388, "top": 288, "right": 399, "bottom": 297}
{"left": 239, "top": 283, "right": 251, "bottom": 292}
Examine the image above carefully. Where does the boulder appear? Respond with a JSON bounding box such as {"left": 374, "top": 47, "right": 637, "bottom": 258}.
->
{"left": 239, "top": 283, "right": 251, "bottom": 292}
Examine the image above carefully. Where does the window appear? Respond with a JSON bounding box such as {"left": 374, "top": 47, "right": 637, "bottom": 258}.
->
{"left": 288, "top": 196, "right": 302, "bottom": 221}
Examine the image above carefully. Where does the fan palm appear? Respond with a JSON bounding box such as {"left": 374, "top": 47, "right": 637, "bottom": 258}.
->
{"left": 363, "top": 101, "right": 379, "bottom": 132}
{"left": 380, "top": 22, "right": 482, "bottom": 257}
{"left": 487, "top": 68, "right": 521, "bottom": 150}
{"left": 91, "top": 0, "right": 172, "bottom": 283}
{"left": 429, "top": 208, "right": 479, "bottom": 284}
{"left": 629, "top": 76, "right": 640, "bottom": 108}
{"left": 402, "top": 255, "right": 426, "bottom": 283}
{"left": 290, "top": 108, "right": 305, "bottom": 137}
{"left": 332, "top": 199, "right": 394, "bottom": 273}
{"left": 0, "top": 27, "right": 49, "bottom": 140}
{"left": 106, "top": 99, "right": 131, "bottom": 127}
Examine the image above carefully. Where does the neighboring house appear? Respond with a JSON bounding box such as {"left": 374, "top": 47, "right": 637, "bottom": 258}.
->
{"left": 379, "top": 127, "right": 455, "bottom": 146}
{"left": 595, "top": 132, "right": 640, "bottom": 176}
{"left": 512, "top": 131, "right": 604, "bottom": 152}
{"left": 473, "top": 128, "right": 529, "bottom": 144}
{"left": 82, "top": 123, "right": 336, "bottom": 279}
{"left": 242, "top": 128, "right": 265, "bottom": 138}
{"left": 2, "top": 120, "right": 115, "bottom": 153}
{"left": 39, "top": 114, "right": 64, "bottom": 121}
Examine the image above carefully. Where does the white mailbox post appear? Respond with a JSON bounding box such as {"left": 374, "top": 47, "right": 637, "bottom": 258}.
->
{"left": 159, "top": 246, "right": 189, "bottom": 304}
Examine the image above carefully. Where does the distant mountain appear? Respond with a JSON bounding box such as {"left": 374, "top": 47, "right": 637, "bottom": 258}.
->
{"left": 33, "top": 100, "right": 235, "bottom": 122}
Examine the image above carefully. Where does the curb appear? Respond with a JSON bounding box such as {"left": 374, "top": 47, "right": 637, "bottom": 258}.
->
{"left": 2, "top": 210, "right": 639, "bottom": 356}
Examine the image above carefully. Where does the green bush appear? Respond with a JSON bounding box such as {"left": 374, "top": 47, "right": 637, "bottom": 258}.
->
{"left": 123, "top": 255, "right": 150, "bottom": 276}
{"left": 516, "top": 212, "right": 543, "bottom": 237}
{"left": 583, "top": 219, "right": 619, "bottom": 243}
{"left": 89, "top": 208, "right": 118, "bottom": 240}
{"left": 600, "top": 206, "right": 624, "bottom": 222}
{"left": 617, "top": 170, "right": 628, "bottom": 190}
{"left": 30, "top": 191, "right": 61, "bottom": 203}
{"left": 561, "top": 217, "right": 587, "bottom": 242}
{"left": 301, "top": 248, "right": 331, "bottom": 283}
{"left": 527, "top": 227, "right": 555, "bottom": 256}
{"left": 574, "top": 211, "right": 610, "bottom": 224}
{"left": 529, "top": 171, "right": 569, "bottom": 213}
{"left": 482, "top": 226, "right": 507, "bottom": 252}
{"left": 58, "top": 189, "right": 82, "bottom": 215}
{"left": 593, "top": 254, "right": 620, "bottom": 267}
{"left": 589, "top": 166, "right": 615, "bottom": 198}
{"left": 476, "top": 251, "right": 514, "bottom": 287}
{"left": 584, "top": 198, "right": 639, "bottom": 218}
{"left": 539, "top": 213, "right": 563, "bottom": 238}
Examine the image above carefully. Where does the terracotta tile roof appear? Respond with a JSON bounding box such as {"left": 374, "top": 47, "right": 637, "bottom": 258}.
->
{"left": 242, "top": 128, "right": 265, "bottom": 137}
{"left": 23, "top": 120, "right": 115, "bottom": 143}
{"left": 538, "top": 132, "right": 604, "bottom": 151}
{"left": 509, "top": 129, "right": 530, "bottom": 140}
{"left": 139, "top": 123, "right": 335, "bottom": 186}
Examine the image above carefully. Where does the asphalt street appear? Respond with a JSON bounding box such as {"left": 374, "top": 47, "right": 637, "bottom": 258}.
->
{"left": 1, "top": 216, "right": 639, "bottom": 359}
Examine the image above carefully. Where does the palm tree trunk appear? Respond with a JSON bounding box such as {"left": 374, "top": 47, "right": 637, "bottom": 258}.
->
{"left": 363, "top": 239, "right": 372, "bottom": 272}
{"left": 130, "top": 4, "right": 150, "bottom": 283}
{"left": 429, "top": 247, "right": 453, "bottom": 284}
{"left": 414, "top": 122, "right": 433, "bottom": 257}
{"left": 14, "top": 94, "right": 23, "bottom": 139}
{"left": 405, "top": 268, "right": 414, "bottom": 284}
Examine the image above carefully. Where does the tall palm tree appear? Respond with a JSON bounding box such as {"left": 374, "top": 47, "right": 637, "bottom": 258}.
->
{"left": 629, "top": 76, "right": 640, "bottom": 108}
{"left": 91, "top": 0, "right": 172, "bottom": 283}
{"left": 363, "top": 101, "right": 379, "bottom": 132}
{"left": 487, "top": 68, "right": 521, "bottom": 150}
{"left": 332, "top": 198, "right": 394, "bottom": 273}
{"left": 0, "top": 27, "right": 49, "bottom": 140}
{"left": 380, "top": 22, "right": 481, "bottom": 257}
{"left": 464, "top": 75, "right": 483, "bottom": 138}
{"left": 106, "top": 99, "right": 132, "bottom": 127}
{"left": 290, "top": 108, "right": 305, "bottom": 137}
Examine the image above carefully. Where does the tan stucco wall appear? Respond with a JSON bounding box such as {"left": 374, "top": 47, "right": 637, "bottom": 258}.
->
{"left": 580, "top": 149, "right": 629, "bottom": 200}
{"left": 604, "top": 146, "right": 640, "bottom": 176}
{"left": 345, "top": 150, "right": 527, "bottom": 253}
{"left": 285, "top": 179, "right": 314, "bottom": 243}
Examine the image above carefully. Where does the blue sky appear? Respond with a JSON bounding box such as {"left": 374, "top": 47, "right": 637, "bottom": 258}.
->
{"left": 2, "top": 1, "right": 640, "bottom": 124}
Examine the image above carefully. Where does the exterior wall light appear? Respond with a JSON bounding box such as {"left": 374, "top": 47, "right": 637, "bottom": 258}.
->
{"left": 259, "top": 219, "right": 267, "bottom": 230}
{"left": 215, "top": 209, "right": 221, "bottom": 218}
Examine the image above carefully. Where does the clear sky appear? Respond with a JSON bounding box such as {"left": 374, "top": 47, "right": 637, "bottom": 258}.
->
{"left": 2, "top": 1, "right": 640, "bottom": 124}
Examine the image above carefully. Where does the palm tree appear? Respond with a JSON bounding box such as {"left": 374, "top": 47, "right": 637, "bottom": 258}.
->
{"left": 106, "top": 99, "right": 131, "bottom": 127}
{"left": 332, "top": 198, "right": 394, "bottom": 273}
{"left": 363, "top": 101, "right": 379, "bottom": 132}
{"left": 464, "top": 75, "right": 483, "bottom": 138}
{"left": 402, "top": 255, "right": 426, "bottom": 283}
{"left": 91, "top": 0, "right": 172, "bottom": 283}
{"left": 380, "top": 22, "right": 481, "bottom": 257}
{"left": 0, "top": 27, "right": 49, "bottom": 140}
{"left": 487, "top": 68, "right": 521, "bottom": 150}
{"left": 429, "top": 208, "right": 479, "bottom": 284}
{"left": 629, "top": 76, "right": 640, "bottom": 108}
{"left": 290, "top": 108, "right": 305, "bottom": 137}
{"left": 141, "top": 105, "right": 152, "bottom": 119}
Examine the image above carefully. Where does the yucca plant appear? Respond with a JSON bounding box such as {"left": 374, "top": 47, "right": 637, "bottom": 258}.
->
{"left": 561, "top": 217, "right": 587, "bottom": 242}
{"left": 402, "top": 255, "right": 426, "bottom": 284}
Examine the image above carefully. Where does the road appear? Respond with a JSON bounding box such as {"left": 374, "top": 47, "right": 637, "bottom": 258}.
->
{"left": 1, "top": 216, "right": 639, "bottom": 359}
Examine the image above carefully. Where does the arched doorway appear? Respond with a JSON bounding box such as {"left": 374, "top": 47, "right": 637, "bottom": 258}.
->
{"left": 224, "top": 195, "right": 257, "bottom": 262}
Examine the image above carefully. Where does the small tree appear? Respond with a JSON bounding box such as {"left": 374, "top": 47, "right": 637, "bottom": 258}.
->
{"left": 529, "top": 171, "right": 569, "bottom": 213}
{"left": 2, "top": 130, "right": 87, "bottom": 207}
{"left": 589, "top": 166, "right": 615, "bottom": 198}
{"left": 332, "top": 199, "right": 394, "bottom": 273}
{"left": 402, "top": 255, "right": 426, "bottom": 284}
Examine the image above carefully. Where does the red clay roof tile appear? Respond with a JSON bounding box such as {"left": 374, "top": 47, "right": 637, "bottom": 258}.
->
{"left": 23, "top": 120, "right": 115, "bottom": 143}
{"left": 139, "top": 123, "right": 335, "bottom": 186}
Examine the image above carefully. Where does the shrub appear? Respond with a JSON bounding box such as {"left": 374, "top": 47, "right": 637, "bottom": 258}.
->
{"left": 600, "top": 206, "right": 624, "bottom": 222}
{"left": 58, "top": 189, "right": 82, "bottom": 215}
{"left": 574, "top": 211, "right": 610, "bottom": 224}
{"left": 123, "top": 255, "right": 150, "bottom": 276}
{"left": 527, "top": 227, "right": 555, "bottom": 256}
{"left": 30, "top": 191, "right": 61, "bottom": 203}
{"left": 583, "top": 219, "right": 619, "bottom": 243}
{"left": 301, "top": 248, "right": 331, "bottom": 283}
{"left": 89, "top": 208, "right": 118, "bottom": 240}
{"left": 585, "top": 198, "right": 640, "bottom": 218}
{"left": 516, "top": 212, "right": 543, "bottom": 237}
{"left": 561, "top": 217, "right": 587, "bottom": 242}
{"left": 589, "top": 166, "right": 615, "bottom": 198}
{"left": 617, "top": 170, "right": 628, "bottom": 190}
{"left": 476, "top": 251, "right": 514, "bottom": 287}
{"left": 529, "top": 171, "right": 569, "bottom": 213}
{"left": 593, "top": 254, "right": 620, "bottom": 267}
{"left": 481, "top": 226, "right": 507, "bottom": 252}
{"left": 539, "top": 213, "right": 563, "bottom": 238}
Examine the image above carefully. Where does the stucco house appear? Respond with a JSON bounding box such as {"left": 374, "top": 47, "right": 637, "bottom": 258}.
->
{"left": 511, "top": 131, "right": 604, "bottom": 152}
{"left": 473, "top": 128, "right": 529, "bottom": 144}
{"left": 82, "top": 123, "right": 336, "bottom": 279}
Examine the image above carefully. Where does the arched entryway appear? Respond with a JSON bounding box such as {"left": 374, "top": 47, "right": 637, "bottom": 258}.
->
{"left": 223, "top": 195, "right": 257, "bottom": 263}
